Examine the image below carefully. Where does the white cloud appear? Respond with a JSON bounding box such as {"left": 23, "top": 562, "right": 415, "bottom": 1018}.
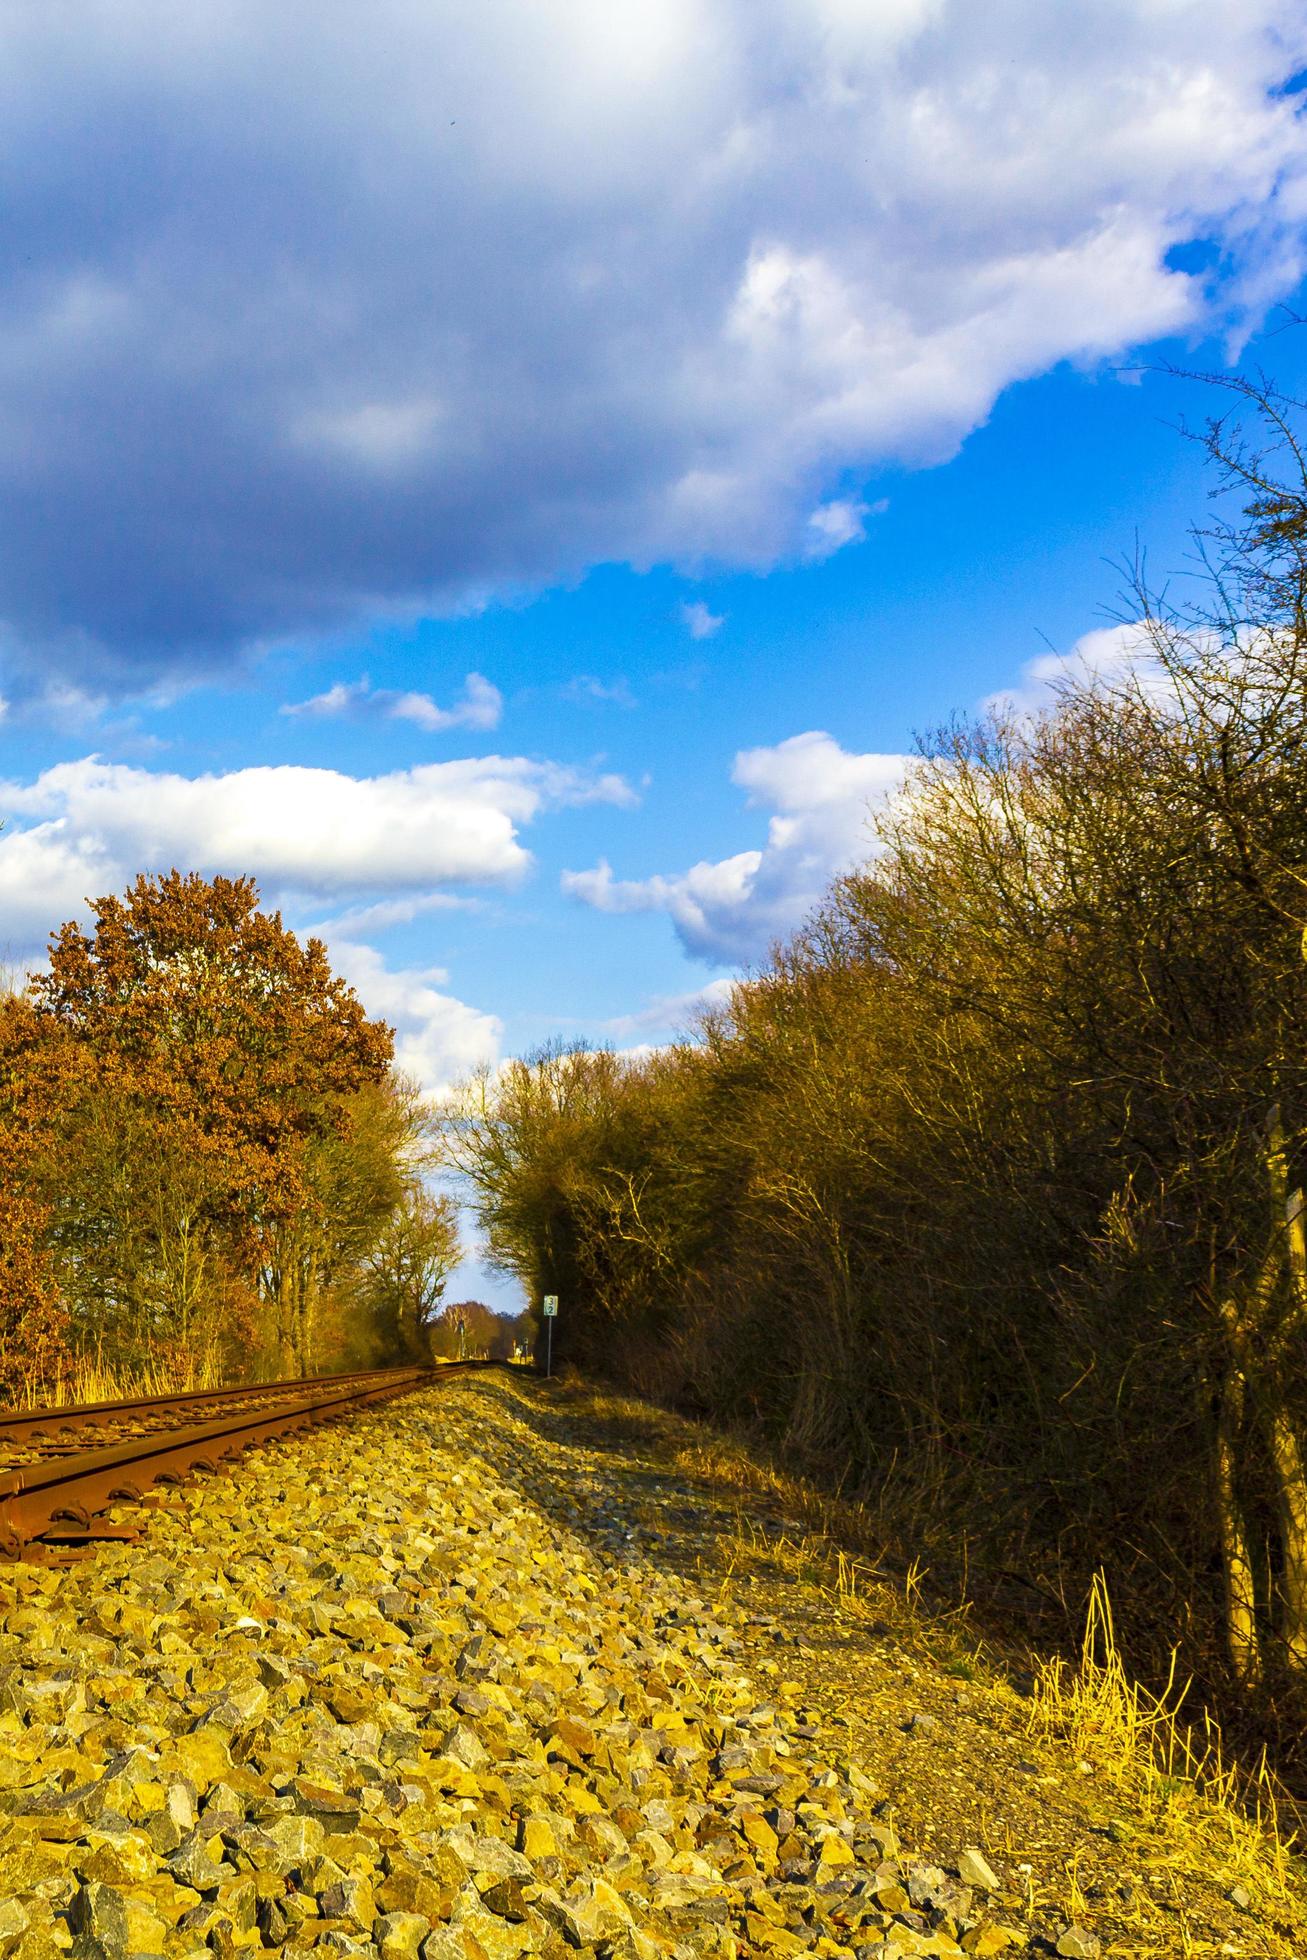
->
{"left": 981, "top": 621, "right": 1168, "bottom": 718}
{"left": 324, "top": 939, "right": 501, "bottom": 1096}
{"left": 563, "top": 675, "right": 638, "bottom": 709}
{"left": 562, "top": 619, "right": 1203, "bottom": 971}
{"left": 283, "top": 672, "right": 502, "bottom": 733}
{"left": 563, "top": 730, "right": 909, "bottom": 963}
{"left": 0, "top": 823, "right": 118, "bottom": 952}
{"left": 0, "top": 747, "right": 651, "bottom": 1094}
{"left": 563, "top": 852, "right": 765, "bottom": 961}
{"left": 0, "top": 3, "right": 1303, "bottom": 682}
{"left": 680, "top": 601, "right": 726, "bottom": 640}
{"left": 604, "top": 977, "right": 738, "bottom": 1038}
{"left": 805, "top": 498, "right": 871, "bottom": 558}
{"left": 0, "top": 751, "right": 634, "bottom": 956}
{"left": 311, "top": 891, "right": 477, "bottom": 937}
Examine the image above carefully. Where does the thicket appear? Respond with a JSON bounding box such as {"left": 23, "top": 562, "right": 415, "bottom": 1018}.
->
{"left": 0, "top": 871, "right": 461, "bottom": 1389}
{"left": 453, "top": 376, "right": 1307, "bottom": 1756}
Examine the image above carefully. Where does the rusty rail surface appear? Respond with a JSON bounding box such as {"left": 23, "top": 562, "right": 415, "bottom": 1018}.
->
{"left": 0, "top": 1364, "right": 464, "bottom": 1561}
{"left": 0, "top": 1364, "right": 436, "bottom": 1445}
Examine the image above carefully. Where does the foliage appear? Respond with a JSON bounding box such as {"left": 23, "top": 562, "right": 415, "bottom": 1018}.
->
{"left": 0, "top": 991, "right": 76, "bottom": 1393}
{"left": 32, "top": 869, "right": 392, "bottom": 1223}
{"left": 0, "top": 872, "right": 458, "bottom": 1384}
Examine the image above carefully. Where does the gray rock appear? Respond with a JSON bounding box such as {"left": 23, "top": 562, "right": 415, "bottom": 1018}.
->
{"left": 0, "top": 1900, "right": 29, "bottom": 1957}
{"left": 957, "top": 1846, "right": 1000, "bottom": 1891}
{"left": 166, "top": 1832, "right": 227, "bottom": 1892}
{"left": 1056, "top": 1926, "right": 1102, "bottom": 1960}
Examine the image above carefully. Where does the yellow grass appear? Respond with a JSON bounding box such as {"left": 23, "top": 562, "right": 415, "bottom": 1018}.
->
{"left": 8, "top": 1345, "right": 227, "bottom": 1411}
{"left": 1029, "top": 1571, "right": 1299, "bottom": 1914}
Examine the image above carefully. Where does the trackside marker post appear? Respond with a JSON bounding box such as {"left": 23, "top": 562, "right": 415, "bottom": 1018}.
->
{"left": 542, "top": 1294, "right": 558, "bottom": 1377}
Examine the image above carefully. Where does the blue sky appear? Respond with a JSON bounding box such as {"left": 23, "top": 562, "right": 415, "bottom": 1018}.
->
{"left": 1, "top": 2, "right": 1306, "bottom": 1307}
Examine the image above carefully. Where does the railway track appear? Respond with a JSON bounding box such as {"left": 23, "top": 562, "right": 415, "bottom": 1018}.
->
{"left": 0, "top": 1363, "right": 469, "bottom": 1561}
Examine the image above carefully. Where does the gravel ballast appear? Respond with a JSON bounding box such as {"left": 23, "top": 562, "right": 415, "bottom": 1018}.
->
{"left": 0, "top": 1372, "right": 1026, "bottom": 1960}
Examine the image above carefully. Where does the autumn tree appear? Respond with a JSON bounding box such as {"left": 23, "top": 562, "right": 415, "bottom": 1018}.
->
{"left": 28, "top": 871, "right": 394, "bottom": 1375}
{"left": 0, "top": 992, "right": 77, "bottom": 1391}
{"left": 430, "top": 1298, "right": 521, "bottom": 1361}
{"left": 32, "top": 870, "right": 392, "bottom": 1200}
{"left": 445, "top": 1041, "right": 723, "bottom": 1373}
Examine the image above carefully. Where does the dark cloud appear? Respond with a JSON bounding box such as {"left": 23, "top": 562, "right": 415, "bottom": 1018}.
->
{"left": 0, "top": 0, "right": 1303, "bottom": 695}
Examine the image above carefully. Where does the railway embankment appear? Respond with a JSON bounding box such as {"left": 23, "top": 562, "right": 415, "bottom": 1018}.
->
{"left": 0, "top": 1371, "right": 1298, "bottom": 1959}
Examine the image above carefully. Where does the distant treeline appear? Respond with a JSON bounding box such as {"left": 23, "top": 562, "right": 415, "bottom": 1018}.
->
{"left": 432, "top": 1297, "right": 536, "bottom": 1362}
{"left": 0, "top": 872, "right": 461, "bottom": 1390}
{"left": 454, "top": 374, "right": 1307, "bottom": 1755}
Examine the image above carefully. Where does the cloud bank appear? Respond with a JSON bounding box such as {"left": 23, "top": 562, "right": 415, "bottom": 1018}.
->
{"left": 564, "top": 731, "right": 908, "bottom": 963}
{"left": 0, "top": 2, "right": 1303, "bottom": 691}
{"left": 0, "top": 754, "right": 633, "bottom": 939}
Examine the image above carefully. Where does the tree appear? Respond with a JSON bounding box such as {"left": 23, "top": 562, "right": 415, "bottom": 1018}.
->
{"left": 0, "top": 992, "right": 76, "bottom": 1392}
{"left": 359, "top": 1183, "right": 460, "bottom": 1359}
{"left": 431, "top": 1298, "right": 520, "bottom": 1361}
{"left": 40, "top": 1082, "right": 250, "bottom": 1372}
{"left": 258, "top": 1078, "right": 418, "bottom": 1374}
{"left": 32, "top": 871, "right": 392, "bottom": 1220}
{"left": 27, "top": 871, "right": 394, "bottom": 1374}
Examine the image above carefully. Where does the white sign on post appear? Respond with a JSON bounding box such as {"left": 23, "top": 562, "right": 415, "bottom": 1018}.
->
{"left": 541, "top": 1294, "right": 558, "bottom": 1377}
{"left": 542, "top": 1295, "right": 559, "bottom": 1317}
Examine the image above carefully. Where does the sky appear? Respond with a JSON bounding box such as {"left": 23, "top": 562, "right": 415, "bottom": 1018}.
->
{"left": 1, "top": 2, "right": 1307, "bottom": 1308}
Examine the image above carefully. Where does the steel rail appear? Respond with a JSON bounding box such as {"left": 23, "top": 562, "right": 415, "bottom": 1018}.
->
{"left": 0, "top": 1364, "right": 435, "bottom": 1444}
{"left": 0, "top": 1364, "right": 461, "bottom": 1560}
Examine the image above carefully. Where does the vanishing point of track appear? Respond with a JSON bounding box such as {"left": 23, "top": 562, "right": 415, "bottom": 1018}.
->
{"left": 0, "top": 1363, "right": 474, "bottom": 1562}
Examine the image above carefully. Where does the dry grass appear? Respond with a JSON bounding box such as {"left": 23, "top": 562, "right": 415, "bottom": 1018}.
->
{"left": 1030, "top": 1572, "right": 1300, "bottom": 1925}
{"left": 701, "top": 1421, "right": 1307, "bottom": 1921}
{"left": 10, "top": 1345, "right": 228, "bottom": 1410}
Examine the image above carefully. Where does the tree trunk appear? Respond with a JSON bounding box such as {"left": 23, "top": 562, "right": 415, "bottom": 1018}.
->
{"left": 1215, "top": 1291, "right": 1262, "bottom": 1685}
{"left": 273, "top": 1252, "right": 297, "bottom": 1376}
{"left": 1267, "top": 1401, "right": 1307, "bottom": 1668}
{"left": 1263, "top": 1109, "right": 1307, "bottom": 1670}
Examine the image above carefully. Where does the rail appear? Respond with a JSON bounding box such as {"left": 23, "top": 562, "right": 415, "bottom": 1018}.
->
{"left": 0, "top": 1364, "right": 439, "bottom": 1445}
{"left": 0, "top": 1363, "right": 470, "bottom": 1561}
